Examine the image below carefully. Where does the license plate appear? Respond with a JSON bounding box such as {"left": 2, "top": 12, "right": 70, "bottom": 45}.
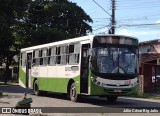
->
{"left": 114, "top": 90, "right": 122, "bottom": 92}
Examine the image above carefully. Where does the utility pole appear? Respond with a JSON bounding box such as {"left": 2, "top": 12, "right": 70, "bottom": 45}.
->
{"left": 111, "top": 0, "right": 116, "bottom": 34}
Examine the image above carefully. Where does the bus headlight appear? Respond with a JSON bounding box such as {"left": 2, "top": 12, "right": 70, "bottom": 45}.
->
{"left": 91, "top": 77, "right": 97, "bottom": 83}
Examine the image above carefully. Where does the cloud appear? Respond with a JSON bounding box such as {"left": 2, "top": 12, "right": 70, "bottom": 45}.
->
{"left": 156, "top": 20, "right": 160, "bottom": 23}
{"left": 117, "top": 29, "right": 150, "bottom": 36}
{"left": 92, "top": 27, "right": 160, "bottom": 42}
{"left": 116, "top": 28, "right": 160, "bottom": 42}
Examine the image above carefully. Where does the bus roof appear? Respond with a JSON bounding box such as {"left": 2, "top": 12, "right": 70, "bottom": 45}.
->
{"left": 21, "top": 35, "right": 94, "bottom": 52}
{"left": 21, "top": 34, "right": 138, "bottom": 52}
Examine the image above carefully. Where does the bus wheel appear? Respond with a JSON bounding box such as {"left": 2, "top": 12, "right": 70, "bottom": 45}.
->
{"left": 69, "top": 83, "right": 79, "bottom": 102}
{"left": 34, "top": 80, "right": 40, "bottom": 96}
{"left": 106, "top": 96, "right": 118, "bottom": 102}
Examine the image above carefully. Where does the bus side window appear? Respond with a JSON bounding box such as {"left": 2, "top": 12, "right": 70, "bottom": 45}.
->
{"left": 33, "top": 51, "right": 35, "bottom": 65}
{"left": 69, "top": 43, "right": 80, "bottom": 64}
{"left": 57, "top": 47, "right": 61, "bottom": 64}
{"left": 39, "top": 50, "right": 43, "bottom": 65}
{"left": 61, "top": 46, "right": 68, "bottom": 65}
{"left": 33, "top": 50, "right": 40, "bottom": 66}
{"left": 48, "top": 47, "right": 57, "bottom": 65}
{"left": 42, "top": 48, "right": 48, "bottom": 66}
{"left": 21, "top": 53, "right": 26, "bottom": 67}
{"left": 57, "top": 46, "right": 68, "bottom": 65}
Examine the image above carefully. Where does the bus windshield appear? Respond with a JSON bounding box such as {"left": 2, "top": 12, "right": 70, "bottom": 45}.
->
{"left": 91, "top": 46, "right": 138, "bottom": 74}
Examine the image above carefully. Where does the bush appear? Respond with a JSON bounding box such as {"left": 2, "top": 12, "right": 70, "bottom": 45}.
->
{"left": 0, "top": 68, "right": 5, "bottom": 81}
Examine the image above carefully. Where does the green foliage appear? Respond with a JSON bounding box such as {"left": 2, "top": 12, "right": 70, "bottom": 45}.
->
{"left": 0, "top": 0, "right": 31, "bottom": 82}
{"left": 14, "top": 0, "right": 93, "bottom": 47}
{"left": 130, "top": 86, "right": 139, "bottom": 96}
{"left": 0, "top": 0, "right": 30, "bottom": 55}
{"left": 0, "top": 0, "right": 93, "bottom": 82}
{"left": 128, "top": 86, "right": 160, "bottom": 99}
{"left": 30, "top": 28, "right": 72, "bottom": 46}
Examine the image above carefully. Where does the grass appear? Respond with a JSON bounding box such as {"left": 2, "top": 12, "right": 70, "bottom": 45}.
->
{"left": 128, "top": 86, "right": 160, "bottom": 99}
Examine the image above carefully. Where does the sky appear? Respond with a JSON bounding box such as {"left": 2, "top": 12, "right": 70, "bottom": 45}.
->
{"left": 70, "top": 0, "right": 160, "bottom": 42}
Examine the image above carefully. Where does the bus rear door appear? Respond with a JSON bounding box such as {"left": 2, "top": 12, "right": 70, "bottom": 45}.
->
{"left": 26, "top": 52, "right": 32, "bottom": 88}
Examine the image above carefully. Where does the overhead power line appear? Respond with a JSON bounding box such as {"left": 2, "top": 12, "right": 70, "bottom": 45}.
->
{"left": 93, "top": 25, "right": 109, "bottom": 31}
{"left": 119, "top": 23, "right": 160, "bottom": 27}
{"left": 91, "top": 0, "right": 111, "bottom": 16}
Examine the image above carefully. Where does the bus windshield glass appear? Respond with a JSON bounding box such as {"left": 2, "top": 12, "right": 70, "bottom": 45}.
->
{"left": 91, "top": 47, "right": 138, "bottom": 74}
{"left": 91, "top": 36, "right": 138, "bottom": 75}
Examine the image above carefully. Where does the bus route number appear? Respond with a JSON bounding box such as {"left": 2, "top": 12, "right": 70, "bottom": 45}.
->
{"left": 65, "top": 66, "right": 79, "bottom": 71}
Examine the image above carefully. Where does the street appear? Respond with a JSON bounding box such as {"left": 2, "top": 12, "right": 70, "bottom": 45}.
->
{"left": 0, "top": 85, "right": 160, "bottom": 115}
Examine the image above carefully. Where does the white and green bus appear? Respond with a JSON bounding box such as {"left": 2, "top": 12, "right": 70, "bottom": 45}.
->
{"left": 19, "top": 34, "right": 139, "bottom": 102}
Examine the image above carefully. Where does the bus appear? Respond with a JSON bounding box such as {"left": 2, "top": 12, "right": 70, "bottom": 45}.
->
{"left": 19, "top": 34, "right": 139, "bottom": 102}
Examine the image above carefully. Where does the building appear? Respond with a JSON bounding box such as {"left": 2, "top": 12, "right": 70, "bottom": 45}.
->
{"left": 139, "top": 39, "right": 160, "bottom": 92}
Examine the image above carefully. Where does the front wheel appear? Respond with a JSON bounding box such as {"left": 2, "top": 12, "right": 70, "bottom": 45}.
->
{"left": 106, "top": 96, "right": 118, "bottom": 102}
{"left": 69, "top": 83, "right": 79, "bottom": 102}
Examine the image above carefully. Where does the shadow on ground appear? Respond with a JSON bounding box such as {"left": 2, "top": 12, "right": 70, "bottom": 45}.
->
{"left": 0, "top": 84, "right": 33, "bottom": 94}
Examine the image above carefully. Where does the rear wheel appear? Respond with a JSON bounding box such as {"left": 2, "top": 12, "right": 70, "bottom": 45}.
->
{"left": 106, "top": 96, "right": 118, "bottom": 102}
{"left": 69, "top": 83, "right": 79, "bottom": 102}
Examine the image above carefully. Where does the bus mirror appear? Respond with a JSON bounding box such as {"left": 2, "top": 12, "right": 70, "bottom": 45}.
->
{"left": 32, "top": 63, "right": 35, "bottom": 67}
{"left": 88, "top": 49, "right": 92, "bottom": 56}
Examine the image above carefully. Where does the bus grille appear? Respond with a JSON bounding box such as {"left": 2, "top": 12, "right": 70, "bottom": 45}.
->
{"left": 105, "top": 84, "right": 130, "bottom": 87}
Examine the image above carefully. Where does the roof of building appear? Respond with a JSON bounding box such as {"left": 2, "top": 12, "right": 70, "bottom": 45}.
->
{"left": 141, "top": 53, "right": 160, "bottom": 63}
{"left": 139, "top": 39, "right": 160, "bottom": 46}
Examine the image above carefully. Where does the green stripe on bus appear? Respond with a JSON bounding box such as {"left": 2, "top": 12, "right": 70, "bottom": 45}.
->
{"left": 19, "top": 67, "right": 26, "bottom": 86}
{"left": 35, "top": 75, "right": 80, "bottom": 93}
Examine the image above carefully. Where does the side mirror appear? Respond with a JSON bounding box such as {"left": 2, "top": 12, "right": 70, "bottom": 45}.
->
{"left": 32, "top": 63, "right": 35, "bottom": 67}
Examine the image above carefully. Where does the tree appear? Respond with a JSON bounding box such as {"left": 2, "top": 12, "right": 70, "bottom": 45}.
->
{"left": 0, "top": 0, "right": 93, "bottom": 82}
{"left": 0, "top": 0, "right": 31, "bottom": 82}
{"left": 21, "top": 0, "right": 93, "bottom": 46}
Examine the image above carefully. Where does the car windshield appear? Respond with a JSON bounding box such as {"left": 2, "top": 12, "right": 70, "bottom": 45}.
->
{"left": 91, "top": 47, "right": 138, "bottom": 74}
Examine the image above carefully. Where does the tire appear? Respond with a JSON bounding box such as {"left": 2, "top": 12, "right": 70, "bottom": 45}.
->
{"left": 106, "top": 96, "right": 118, "bottom": 102}
{"left": 34, "top": 80, "right": 40, "bottom": 96}
{"left": 69, "top": 83, "right": 79, "bottom": 102}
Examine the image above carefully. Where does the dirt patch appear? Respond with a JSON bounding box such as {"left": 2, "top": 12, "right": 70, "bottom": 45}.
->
{"left": 0, "top": 100, "right": 10, "bottom": 104}
{"left": 0, "top": 93, "right": 8, "bottom": 98}
{"left": 4, "top": 94, "right": 22, "bottom": 99}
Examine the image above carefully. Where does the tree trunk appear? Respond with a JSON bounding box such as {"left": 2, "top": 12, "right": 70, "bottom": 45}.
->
{"left": 4, "top": 54, "right": 11, "bottom": 84}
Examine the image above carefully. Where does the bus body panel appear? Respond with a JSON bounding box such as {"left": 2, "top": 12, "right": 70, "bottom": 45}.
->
{"left": 89, "top": 73, "right": 138, "bottom": 96}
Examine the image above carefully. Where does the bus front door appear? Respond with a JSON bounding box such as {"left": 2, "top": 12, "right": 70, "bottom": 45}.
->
{"left": 80, "top": 44, "right": 90, "bottom": 93}
{"left": 26, "top": 53, "right": 32, "bottom": 88}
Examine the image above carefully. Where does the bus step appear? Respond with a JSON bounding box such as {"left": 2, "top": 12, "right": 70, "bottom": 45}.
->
{"left": 80, "top": 93, "right": 89, "bottom": 95}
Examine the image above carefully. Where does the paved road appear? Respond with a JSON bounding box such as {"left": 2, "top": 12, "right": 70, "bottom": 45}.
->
{"left": 0, "top": 85, "right": 160, "bottom": 116}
